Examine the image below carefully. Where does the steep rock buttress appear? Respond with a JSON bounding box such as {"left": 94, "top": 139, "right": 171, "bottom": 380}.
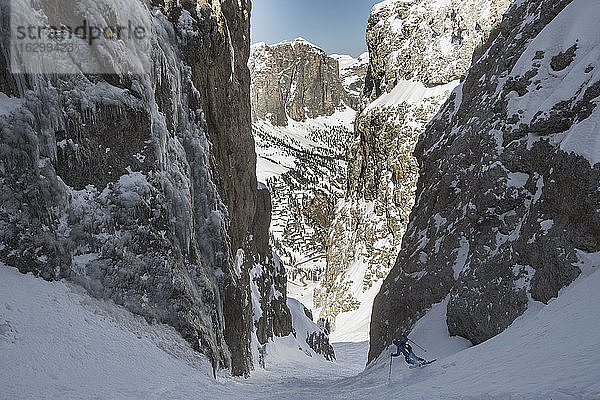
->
{"left": 320, "top": 0, "right": 510, "bottom": 334}
{"left": 0, "top": 0, "right": 292, "bottom": 376}
{"left": 369, "top": 0, "right": 600, "bottom": 363}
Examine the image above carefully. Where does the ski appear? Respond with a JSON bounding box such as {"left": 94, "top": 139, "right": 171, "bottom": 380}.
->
{"left": 409, "top": 359, "right": 436, "bottom": 369}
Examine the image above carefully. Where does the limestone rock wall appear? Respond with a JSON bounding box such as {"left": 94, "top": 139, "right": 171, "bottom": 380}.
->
{"left": 369, "top": 0, "right": 599, "bottom": 363}
{"left": 249, "top": 38, "right": 349, "bottom": 126}
{"left": 365, "top": 0, "right": 511, "bottom": 98}
{"left": 321, "top": 0, "right": 510, "bottom": 333}
{"left": 0, "top": 0, "right": 291, "bottom": 377}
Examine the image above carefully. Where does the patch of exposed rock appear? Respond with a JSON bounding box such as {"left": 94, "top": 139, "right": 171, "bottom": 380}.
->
{"left": 332, "top": 53, "right": 370, "bottom": 110}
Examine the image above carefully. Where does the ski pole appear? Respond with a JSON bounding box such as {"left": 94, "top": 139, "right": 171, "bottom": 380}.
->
{"left": 388, "top": 354, "right": 393, "bottom": 382}
{"left": 408, "top": 338, "right": 427, "bottom": 352}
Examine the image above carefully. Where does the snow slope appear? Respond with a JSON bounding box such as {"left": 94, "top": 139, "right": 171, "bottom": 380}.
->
{"left": 2, "top": 261, "right": 599, "bottom": 399}
{"left": 364, "top": 79, "right": 459, "bottom": 112}
{"left": 254, "top": 107, "right": 355, "bottom": 182}
{"left": 327, "top": 254, "right": 385, "bottom": 343}
{"left": 360, "top": 263, "right": 600, "bottom": 400}
{"left": 0, "top": 265, "right": 217, "bottom": 400}
{"left": 0, "top": 264, "right": 348, "bottom": 400}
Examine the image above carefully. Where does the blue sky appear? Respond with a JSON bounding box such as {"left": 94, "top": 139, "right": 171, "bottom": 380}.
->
{"left": 250, "top": 0, "right": 379, "bottom": 57}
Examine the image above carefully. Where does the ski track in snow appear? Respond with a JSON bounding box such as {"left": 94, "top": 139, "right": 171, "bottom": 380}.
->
{"left": 1, "top": 262, "right": 599, "bottom": 399}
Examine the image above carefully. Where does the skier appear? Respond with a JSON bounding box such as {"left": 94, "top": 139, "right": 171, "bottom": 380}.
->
{"left": 391, "top": 334, "right": 426, "bottom": 366}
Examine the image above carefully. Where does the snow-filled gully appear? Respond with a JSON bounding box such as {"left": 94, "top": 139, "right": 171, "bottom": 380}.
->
{"left": 1, "top": 263, "right": 599, "bottom": 400}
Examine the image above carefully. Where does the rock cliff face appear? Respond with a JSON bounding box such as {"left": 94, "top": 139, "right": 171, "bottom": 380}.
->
{"left": 321, "top": 0, "right": 510, "bottom": 336}
{"left": 0, "top": 0, "right": 292, "bottom": 376}
{"left": 249, "top": 38, "right": 349, "bottom": 126}
{"left": 364, "top": 0, "right": 512, "bottom": 98}
{"left": 369, "top": 0, "right": 600, "bottom": 363}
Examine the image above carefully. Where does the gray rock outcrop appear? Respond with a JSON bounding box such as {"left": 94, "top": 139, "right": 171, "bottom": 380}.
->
{"left": 369, "top": 0, "right": 600, "bottom": 363}
{"left": 249, "top": 38, "right": 349, "bottom": 126}
{"left": 364, "top": 0, "right": 511, "bottom": 98}
{"left": 321, "top": 0, "right": 510, "bottom": 332}
{"left": 0, "top": 0, "right": 291, "bottom": 376}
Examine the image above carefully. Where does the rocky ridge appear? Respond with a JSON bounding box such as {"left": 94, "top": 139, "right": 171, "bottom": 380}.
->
{"left": 319, "top": 0, "right": 511, "bottom": 335}
{"left": 0, "top": 0, "right": 294, "bottom": 376}
{"left": 369, "top": 0, "right": 600, "bottom": 363}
